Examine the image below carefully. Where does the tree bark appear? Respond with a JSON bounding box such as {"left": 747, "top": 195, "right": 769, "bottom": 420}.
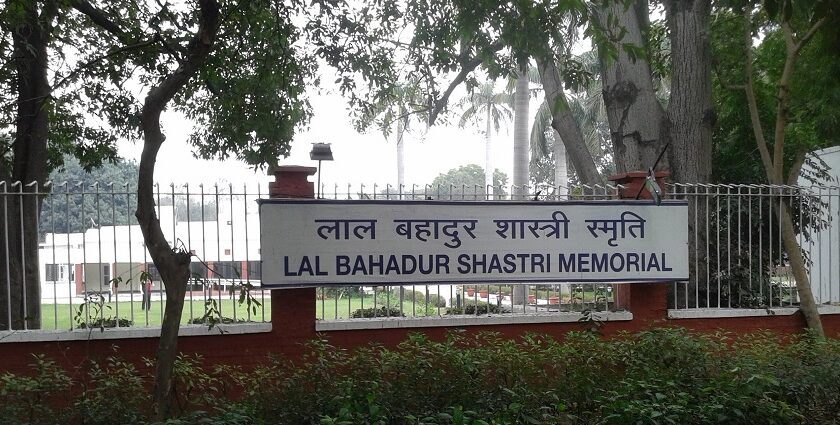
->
{"left": 396, "top": 108, "right": 406, "bottom": 192}
{"left": 484, "top": 105, "right": 493, "bottom": 200}
{"left": 779, "top": 201, "right": 823, "bottom": 335}
{"left": 664, "top": 0, "right": 713, "bottom": 184}
{"left": 553, "top": 129, "right": 569, "bottom": 197}
{"left": 0, "top": 1, "right": 55, "bottom": 330}
{"left": 512, "top": 67, "right": 530, "bottom": 201}
{"left": 536, "top": 57, "right": 602, "bottom": 185}
{"left": 134, "top": 0, "right": 220, "bottom": 418}
{"left": 595, "top": 0, "right": 669, "bottom": 174}
{"left": 663, "top": 0, "right": 714, "bottom": 307}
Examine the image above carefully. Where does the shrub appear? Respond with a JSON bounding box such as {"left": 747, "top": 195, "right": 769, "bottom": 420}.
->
{"left": 446, "top": 302, "right": 507, "bottom": 315}
{"left": 8, "top": 328, "right": 840, "bottom": 424}
{"left": 351, "top": 306, "right": 405, "bottom": 318}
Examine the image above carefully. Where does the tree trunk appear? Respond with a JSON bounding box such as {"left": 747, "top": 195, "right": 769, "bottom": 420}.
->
{"left": 536, "top": 57, "right": 602, "bottom": 185}
{"left": 396, "top": 107, "right": 406, "bottom": 193}
{"left": 595, "top": 0, "right": 669, "bottom": 173}
{"left": 484, "top": 105, "right": 493, "bottom": 200}
{"left": 0, "top": 1, "right": 53, "bottom": 330}
{"left": 663, "top": 0, "right": 713, "bottom": 307}
{"left": 664, "top": 0, "right": 713, "bottom": 184}
{"left": 512, "top": 67, "right": 530, "bottom": 201}
{"left": 553, "top": 129, "right": 569, "bottom": 198}
{"left": 133, "top": 0, "right": 220, "bottom": 419}
{"left": 779, "top": 201, "right": 823, "bottom": 335}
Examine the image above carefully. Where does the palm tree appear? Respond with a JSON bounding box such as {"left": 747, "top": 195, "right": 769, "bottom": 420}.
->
{"left": 510, "top": 64, "right": 542, "bottom": 200}
{"left": 363, "top": 79, "right": 428, "bottom": 194}
{"left": 457, "top": 81, "right": 513, "bottom": 199}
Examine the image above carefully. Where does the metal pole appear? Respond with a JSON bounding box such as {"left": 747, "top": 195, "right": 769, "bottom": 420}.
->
{"left": 317, "top": 159, "right": 322, "bottom": 198}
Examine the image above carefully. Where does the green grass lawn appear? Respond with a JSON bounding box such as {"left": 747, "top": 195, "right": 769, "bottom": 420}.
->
{"left": 40, "top": 297, "right": 272, "bottom": 330}
{"left": 39, "top": 293, "right": 435, "bottom": 330}
{"left": 317, "top": 294, "right": 443, "bottom": 320}
{"left": 38, "top": 287, "right": 613, "bottom": 330}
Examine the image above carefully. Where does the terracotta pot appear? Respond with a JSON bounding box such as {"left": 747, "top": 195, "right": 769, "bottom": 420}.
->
{"left": 479, "top": 290, "right": 488, "bottom": 298}
{"left": 528, "top": 295, "right": 536, "bottom": 304}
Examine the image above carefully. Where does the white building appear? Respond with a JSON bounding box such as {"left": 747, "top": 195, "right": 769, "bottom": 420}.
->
{"left": 39, "top": 203, "right": 263, "bottom": 302}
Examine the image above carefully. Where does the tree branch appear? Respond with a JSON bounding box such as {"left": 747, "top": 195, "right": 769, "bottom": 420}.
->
{"left": 69, "top": 0, "right": 129, "bottom": 42}
{"left": 742, "top": 9, "right": 775, "bottom": 182}
{"left": 427, "top": 41, "right": 504, "bottom": 126}
{"left": 51, "top": 38, "right": 158, "bottom": 90}
{"left": 792, "top": 17, "right": 826, "bottom": 55}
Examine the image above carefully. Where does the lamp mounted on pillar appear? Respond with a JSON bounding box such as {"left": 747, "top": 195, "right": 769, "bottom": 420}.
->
{"left": 309, "top": 143, "right": 334, "bottom": 199}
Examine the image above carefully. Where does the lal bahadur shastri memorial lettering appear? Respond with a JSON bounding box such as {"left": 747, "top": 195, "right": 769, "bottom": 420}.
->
{"left": 258, "top": 200, "right": 689, "bottom": 287}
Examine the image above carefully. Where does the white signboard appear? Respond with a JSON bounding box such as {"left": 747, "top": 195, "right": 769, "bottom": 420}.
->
{"left": 259, "top": 200, "right": 688, "bottom": 287}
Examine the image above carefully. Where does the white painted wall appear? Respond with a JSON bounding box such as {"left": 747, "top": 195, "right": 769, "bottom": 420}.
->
{"left": 800, "top": 146, "right": 840, "bottom": 304}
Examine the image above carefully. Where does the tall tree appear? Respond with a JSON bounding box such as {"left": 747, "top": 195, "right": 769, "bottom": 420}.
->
{"left": 40, "top": 156, "right": 139, "bottom": 234}
{"left": 457, "top": 81, "right": 513, "bottom": 199}
{"left": 429, "top": 164, "right": 509, "bottom": 199}
{"left": 0, "top": 0, "right": 124, "bottom": 330}
{"left": 359, "top": 78, "right": 428, "bottom": 191}
{"left": 55, "top": 0, "right": 396, "bottom": 417}
{"left": 732, "top": 0, "right": 837, "bottom": 335}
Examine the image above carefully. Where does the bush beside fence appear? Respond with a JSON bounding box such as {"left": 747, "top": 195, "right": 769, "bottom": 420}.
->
{"left": 3, "top": 328, "right": 840, "bottom": 424}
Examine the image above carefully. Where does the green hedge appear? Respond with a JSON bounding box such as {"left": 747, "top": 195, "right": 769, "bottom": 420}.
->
{"left": 3, "top": 328, "right": 840, "bottom": 424}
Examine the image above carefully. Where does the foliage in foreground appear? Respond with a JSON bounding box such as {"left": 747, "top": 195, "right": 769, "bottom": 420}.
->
{"left": 3, "top": 329, "right": 840, "bottom": 424}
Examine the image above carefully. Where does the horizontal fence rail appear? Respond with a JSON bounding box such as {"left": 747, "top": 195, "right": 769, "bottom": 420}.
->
{"left": 1, "top": 181, "right": 838, "bottom": 331}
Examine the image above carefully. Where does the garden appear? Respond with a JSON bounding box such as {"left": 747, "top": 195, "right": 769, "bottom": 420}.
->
{"left": 3, "top": 327, "right": 839, "bottom": 424}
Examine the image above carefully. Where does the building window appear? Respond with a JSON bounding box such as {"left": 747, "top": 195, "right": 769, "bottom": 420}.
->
{"left": 45, "top": 264, "right": 59, "bottom": 281}
{"left": 45, "top": 264, "right": 73, "bottom": 283}
{"left": 247, "top": 261, "right": 262, "bottom": 280}
{"left": 211, "top": 261, "right": 241, "bottom": 280}
{"left": 224, "top": 248, "right": 231, "bottom": 256}
{"left": 189, "top": 261, "right": 207, "bottom": 279}
{"left": 102, "top": 264, "right": 111, "bottom": 285}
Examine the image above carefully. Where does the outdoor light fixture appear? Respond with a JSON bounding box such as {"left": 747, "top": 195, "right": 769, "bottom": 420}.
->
{"left": 310, "top": 143, "right": 333, "bottom": 198}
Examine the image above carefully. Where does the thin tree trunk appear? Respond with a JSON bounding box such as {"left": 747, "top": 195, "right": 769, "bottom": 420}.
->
{"left": 553, "top": 130, "right": 568, "bottom": 198}
{"left": 536, "top": 57, "right": 602, "bottom": 185}
{"left": 485, "top": 105, "right": 493, "bottom": 200}
{"left": 133, "top": 0, "right": 220, "bottom": 418}
{"left": 0, "top": 1, "right": 54, "bottom": 330}
{"left": 740, "top": 9, "right": 826, "bottom": 334}
{"left": 779, "top": 201, "right": 823, "bottom": 334}
{"left": 396, "top": 108, "right": 406, "bottom": 193}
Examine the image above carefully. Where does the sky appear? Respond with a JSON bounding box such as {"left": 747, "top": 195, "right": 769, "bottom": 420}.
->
{"left": 117, "top": 80, "right": 535, "bottom": 190}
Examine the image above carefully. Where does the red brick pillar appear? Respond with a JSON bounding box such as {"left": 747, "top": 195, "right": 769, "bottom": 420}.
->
{"left": 608, "top": 171, "right": 670, "bottom": 320}
{"left": 268, "top": 166, "right": 318, "bottom": 344}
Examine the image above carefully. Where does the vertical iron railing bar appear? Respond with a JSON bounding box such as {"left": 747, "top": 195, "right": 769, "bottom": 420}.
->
{"left": 48, "top": 182, "right": 57, "bottom": 328}
{"left": 186, "top": 184, "right": 194, "bottom": 322}
{"left": 229, "top": 184, "right": 237, "bottom": 322}
{"left": 125, "top": 183, "right": 135, "bottom": 325}
{"left": 109, "top": 182, "right": 120, "bottom": 326}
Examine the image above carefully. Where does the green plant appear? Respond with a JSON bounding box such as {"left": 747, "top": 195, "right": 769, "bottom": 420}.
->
{"left": 0, "top": 355, "right": 71, "bottom": 425}
{"left": 74, "top": 291, "right": 133, "bottom": 330}
{"left": 446, "top": 302, "right": 507, "bottom": 315}
{"left": 351, "top": 306, "right": 405, "bottom": 318}
{"left": 73, "top": 348, "right": 148, "bottom": 424}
